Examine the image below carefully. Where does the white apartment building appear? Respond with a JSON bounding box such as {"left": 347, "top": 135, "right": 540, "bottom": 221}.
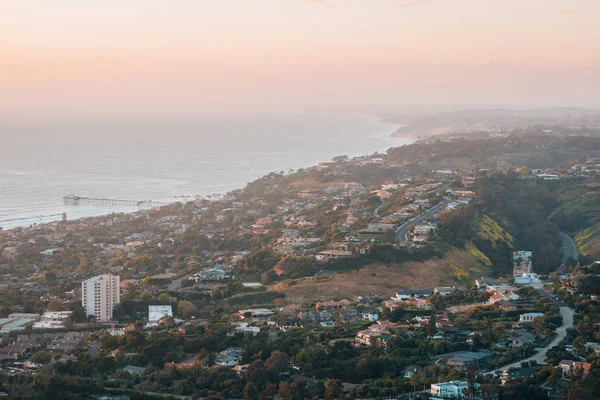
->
{"left": 82, "top": 274, "right": 120, "bottom": 322}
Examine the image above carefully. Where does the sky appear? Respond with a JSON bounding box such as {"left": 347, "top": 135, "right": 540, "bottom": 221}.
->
{"left": 2, "top": 0, "right": 600, "bottom": 117}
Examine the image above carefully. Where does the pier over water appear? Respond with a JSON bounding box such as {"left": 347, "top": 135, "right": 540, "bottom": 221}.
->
{"left": 63, "top": 195, "right": 168, "bottom": 207}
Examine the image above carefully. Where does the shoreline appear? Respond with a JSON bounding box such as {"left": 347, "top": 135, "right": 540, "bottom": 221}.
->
{"left": 1, "top": 117, "right": 413, "bottom": 231}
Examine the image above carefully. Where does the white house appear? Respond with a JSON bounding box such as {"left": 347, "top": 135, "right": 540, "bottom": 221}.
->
{"left": 519, "top": 312, "right": 544, "bottom": 324}
{"left": 430, "top": 381, "right": 468, "bottom": 399}
{"left": 362, "top": 312, "right": 379, "bottom": 322}
{"left": 514, "top": 273, "right": 541, "bottom": 286}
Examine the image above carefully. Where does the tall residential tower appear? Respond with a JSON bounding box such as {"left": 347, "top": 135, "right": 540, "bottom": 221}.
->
{"left": 81, "top": 274, "right": 120, "bottom": 322}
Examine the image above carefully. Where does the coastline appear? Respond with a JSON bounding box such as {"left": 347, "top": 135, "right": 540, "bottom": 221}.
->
{"left": 1, "top": 115, "right": 413, "bottom": 231}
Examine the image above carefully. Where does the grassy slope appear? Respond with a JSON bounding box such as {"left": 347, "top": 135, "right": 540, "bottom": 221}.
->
{"left": 269, "top": 214, "right": 514, "bottom": 299}
{"left": 552, "top": 180, "right": 600, "bottom": 257}
{"left": 575, "top": 223, "right": 600, "bottom": 258}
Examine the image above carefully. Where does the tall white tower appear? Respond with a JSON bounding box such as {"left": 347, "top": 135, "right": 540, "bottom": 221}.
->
{"left": 81, "top": 274, "right": 120, "bottom": 322}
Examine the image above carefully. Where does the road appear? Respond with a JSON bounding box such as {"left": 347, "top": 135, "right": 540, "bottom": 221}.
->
{"left": 168, "top": 274, "right": 188, "bottom": 292}
{"left": 394, "top": 200, "right": 449, "bottom": 243}
{"left": 373, "top": 204, "right": 383, "bottom": 218}
{"left": 87, "top": 341, "right": 100, "bottom": 357}
{"left": 486, "top": 293, "right": 574, "bottom": 375}
{"left": 559, "top": 231, "right": 578, "bottom": 265}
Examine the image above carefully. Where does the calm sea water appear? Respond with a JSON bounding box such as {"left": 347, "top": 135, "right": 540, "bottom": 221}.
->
{"left": 0, "top": 113, "right": 410, "bottom": 229}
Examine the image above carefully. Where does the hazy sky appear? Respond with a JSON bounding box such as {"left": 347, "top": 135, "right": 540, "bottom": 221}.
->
{"left": 2, "top": 0, "right": 600, "bottom": 116}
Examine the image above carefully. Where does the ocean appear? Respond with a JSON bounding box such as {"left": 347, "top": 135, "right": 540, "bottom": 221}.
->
{"left": 0, "top": 112, "right": 410, "bottom": 229}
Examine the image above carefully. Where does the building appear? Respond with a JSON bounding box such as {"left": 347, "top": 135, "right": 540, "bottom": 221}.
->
{"left": 81, "top": 274, "right": 120, "bottom": 322}
{"left": 414, "top": 222, "right": 438, "bottom": 235}
{"left": 394, "top": 289, "right": 433, "bottom": 301}
{"left": 513, "top": 251, "right": 533, "bottom": 276}
{"left": 123, "top": 365, "right": 147, "bottom": 375}
{"left": 403, "top": 365, "right": 424, "bottom": 378}
{"left": 514, "top": 273, "right": 541, "bottom": 286}
{"left": 518, "top": 312, "right": 544, "bottom": 324}
{"left": 237, "top": 308, "right": 274, "bottom": 319}
{"left": 559, "top": 360, "right": 591, "bottom": 378}
{"left": 487, "top": 291, "right": 519, "bottom": 305}
{"left": 148, "top": 305, "right": 173, "bottom": 323}
{"left": 430, "top": 381, "right": 468, "bottom": 399}
{"left": 446, "top": 352, "right": 490, "bottom": 369}
{"left": 32, "top": 311, "right": 72, "bottom": 329}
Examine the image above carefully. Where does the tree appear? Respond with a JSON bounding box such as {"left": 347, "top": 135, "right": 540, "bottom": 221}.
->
{"left": 45, "top": 271, "right": 57, "bottom": 282}
{"left": 548, "top": 367, "right": 561, "bottom": 387}
{"left": 32, "top": 352, "right": 53, "bottom": 365}
{"left": 48, "top": 298, "right": 62, "bottom": 311}
{"left": 177, "top": 300, "right": 199, "bottom": 319}
{"left": 425, "top": 315, "right": 437, "bottom": 336}
{"left": 325, "top": 379, "right": 343, "bottom": 400}
{"left": 158, "top": 293, "right": 171, "bottom": 305}
{"left": 265, "top": 351, "right": 289, "bottom": 380}
{"left": 71, "top": 304, "right": 87, "bottom": 323}
{"left": 532, "top": 316, "right": 547, "bottom": 335}
{"left": 466, "top": 362, "right": 478, "bottom": 400}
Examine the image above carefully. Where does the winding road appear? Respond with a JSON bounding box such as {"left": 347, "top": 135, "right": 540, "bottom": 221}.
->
{"left": 168, "top": 274, "right": 188, "bottom": 292}
{"left": 559, "top": 231, "right": 578, "bottom": 265}
{"left": 486, "top": 293, "right": 574, "bottom": 375}
{"left": 394, "top": 200, "right": 449, "bottom": 243}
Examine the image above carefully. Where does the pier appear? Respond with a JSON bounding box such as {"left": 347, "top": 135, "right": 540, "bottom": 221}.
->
{"left": 63, "top": 195, "right": 168, "bottom": 207}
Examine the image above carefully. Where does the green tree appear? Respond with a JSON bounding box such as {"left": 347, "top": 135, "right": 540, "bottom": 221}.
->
{"left": 177, "top": 300, "right": 199, "bottom": 319}
{"left": 32, "top": 352, "right": 53, "bottom": 365}
{"left": 158, "top": 293, "right": 171, "bottom": 305}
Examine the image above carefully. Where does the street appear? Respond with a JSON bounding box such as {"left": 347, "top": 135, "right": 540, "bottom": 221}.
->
{"left": 559, "top": 231, "right": 578, "bottom": 265}
{"left": 168, "top": 274, "right": 188, "bottom": 292}
{"left": 485, "top": 291, "right": 574, "bottom": 375}
{"left": 394, "top": 200, "right": 449, "bottom": 243}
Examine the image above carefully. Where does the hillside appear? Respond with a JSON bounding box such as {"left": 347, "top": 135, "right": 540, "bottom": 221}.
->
{"left": 575, "top": 223, "right": 600, "bottom": 258}
{"left": 269, "top": 245, "right": 492, "bottom": 299}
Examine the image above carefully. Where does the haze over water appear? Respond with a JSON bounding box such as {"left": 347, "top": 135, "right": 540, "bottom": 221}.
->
{"left": 0, "top": 113, "right": 409, "bottom": 229}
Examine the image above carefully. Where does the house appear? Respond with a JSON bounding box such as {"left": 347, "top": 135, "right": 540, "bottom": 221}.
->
{"left": 361, "top": 312, "right": 379, "bottom": 322}
{"left": 355, "top": 321, "right": 403, "bottom": 347}
{"left": 275, "top": 319, "right": 300, "bottom": 332}
{"left": 123, "top": 365, "right": 146, "bottom": 375}
{"left": 413, "top": 235, "right": 429, "bottom": 243}
{"left": 233, "top": 322, "right": 260, "bottom": 336}
{"left": 394, "top": 289, "right": 433, "bottom": 301}
{"left": 446, "top": 352, "right": 490, "bottom": 369}
{"left": 215, "top": 348, "right": 243, "bottom": 367}
{"left": 237, "top": 308, "right": 274, "bottom": 319}
{"left": 434, "top": 287, "right": 455, "bottom": 296}
{"left": 148, "top": 305, "right": 173, "bottom": 323}
{"left": 414, "top": 223, "right": 438, "bottom": 235}
{"left": 495, "top": 301, "right": 518, "bottom": 312}
{"left": 316, "top": 250, "right": 352, "bottom": 261}
{"left": 454, "top": 191, "right": 475, "bottom": 197}
{"left": 518, "top": 312, "right": 544, "bottom": 324}
{"left": 299, "top": 311, "right": 333, "bottom": 322}
{"left": 402, "top": 365, "right": 424, "bottom": 378}
{"left": 514, "top": 273, "right": 541, "bottom": 286}
{"left": 316, "top": 299, "right": 351, "bottom": 310}
{"left": 559, "top": 360, "right": 591, "bottom": 378}
{"left": 232, "top": 364, "right": 250, "bottom": 375}
{"left": 585, "top": 342, "right": 600, "bottom": 355}
{"left": 430, "top": 381, "right": 468, "bottom": 399}
{"left": 401, "top": 297, "right": 430, "bottom": 309}
{"left": 487, "top": 291, "right": 519, "bottom": 305}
